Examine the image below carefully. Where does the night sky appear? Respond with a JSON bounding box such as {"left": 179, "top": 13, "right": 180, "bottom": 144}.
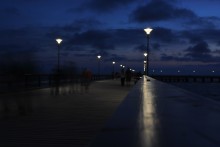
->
{"left": 1, "top": 0, "right": 220, "bottom": 75}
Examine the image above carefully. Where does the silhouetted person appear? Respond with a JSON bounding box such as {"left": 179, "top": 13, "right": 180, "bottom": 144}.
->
{"left": 120, "top": 69, "right": 125, "bottom": 86}
{"left": 126, "top": 67, "right": 132, "bottom": 86}
{"left": 81, "top": 68, "right": 92, "bottom": 93}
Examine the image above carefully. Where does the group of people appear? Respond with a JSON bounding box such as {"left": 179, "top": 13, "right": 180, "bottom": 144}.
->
{"left": 120, "top": 67, "right": 132, "bottom": 86}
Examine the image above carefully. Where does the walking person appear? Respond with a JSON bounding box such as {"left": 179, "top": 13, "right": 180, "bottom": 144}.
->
{"left": 120, "top": 68, "right": 125, "bottom": 86}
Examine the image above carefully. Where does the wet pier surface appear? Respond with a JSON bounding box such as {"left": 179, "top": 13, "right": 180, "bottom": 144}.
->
{"left": 0, "top": 80, "right": 132, "bottom": 147}
{"left": 90, "top": 77, "right": 220, "bottom": 147}
{"left": 1, "top": 77, "right": 220, "bottom": 147}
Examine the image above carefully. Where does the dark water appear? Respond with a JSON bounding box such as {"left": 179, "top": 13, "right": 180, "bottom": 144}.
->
{"left": 171, "top": 83, "right": 220, "bottom": 102}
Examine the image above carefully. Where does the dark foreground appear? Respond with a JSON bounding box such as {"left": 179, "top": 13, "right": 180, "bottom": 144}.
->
{"left": 0, "top": 80, "right": 132, "bottom": 147}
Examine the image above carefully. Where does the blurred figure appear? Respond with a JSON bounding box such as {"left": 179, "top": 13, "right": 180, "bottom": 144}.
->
{"left": 126, "top": 67, "right": 132, "bottom": 86}
{"left": 120, "top": 68, "right": 125, "bottom": 86}
{"left": 81, "top": 68, "right": 92, "bottom": 93}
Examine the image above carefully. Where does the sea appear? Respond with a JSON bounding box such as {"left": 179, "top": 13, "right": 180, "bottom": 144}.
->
{"left": 171, "top": 82, "right": 220, "bottom": 102}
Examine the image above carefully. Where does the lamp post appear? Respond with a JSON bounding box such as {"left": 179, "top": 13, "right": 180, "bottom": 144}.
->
{"left": 55, "top": 38, "right": 62, "bottom": 95}
{"left": 97, "top": 55, "right": 101, "bottom": 76}
{"left": 56, "top": 38, "right": 62, "bottom": 74}
{"left": 112, "top": 61, "right": 115, "bottom": 73}
{"left": 144, "top": 27, "right": 153, "bottom": 76}
{"left": 144, "top": 53, "right": 147, "bottom": 75}
{"left": 112, "top": 61, "right": 115, "bottom": 79}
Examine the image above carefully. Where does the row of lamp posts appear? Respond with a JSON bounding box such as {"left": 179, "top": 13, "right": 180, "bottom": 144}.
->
{"left": 54, "top": 27, "right": 152, "bottom": 87}
{"left": 144, "top": 27, "right": 153, "bottom": 77}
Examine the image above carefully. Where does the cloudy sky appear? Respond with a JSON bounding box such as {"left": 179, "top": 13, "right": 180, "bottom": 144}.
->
{"left": 1, "top": 0, "right": 220, "bottom": 75}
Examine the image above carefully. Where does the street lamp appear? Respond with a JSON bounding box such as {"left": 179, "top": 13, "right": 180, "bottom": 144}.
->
{"left": 55, "top": 38, "right": 62, "bottom": 95}
{"left": 112, "top": 61, "right": 115, "bottom": 79}
{"left": 56, "top": 38, "right": 62, "bottom": 74}
{"left": 112, "top": 61, "right": 115, "bottom": 73}
{"left": 97, "top": 55, "right": 101, "bottom": 76}
{"left": 144, "top": 27, "right": 153, "bottom": 76}
{"left": 144, "top": 53, "right": 147, "bottom": 75}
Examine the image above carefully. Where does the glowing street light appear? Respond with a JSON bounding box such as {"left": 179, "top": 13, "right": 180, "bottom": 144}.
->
{"left": 144, "top": 27, "right": 153, "bottom": 76}
{"left": 55, "top": 38, "right": 62, "bottom": 95}
{"left": 97, "top": 55, "right": 101, "bottom": 76}
{"left": 112, "top": 61, "right": 116, "bottom": 76}
{"left": 56, "top": 38, "right": 62, "bottom": 73}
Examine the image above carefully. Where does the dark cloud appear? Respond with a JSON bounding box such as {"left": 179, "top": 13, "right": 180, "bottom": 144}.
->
{"left": 180, "top": 30, "right": 204, "bottom": 44}
{"left": 83, "top": 0, "right": 135, "bottom": 12}
{"left": 152, "top": 43, "right": 161, "bottom": 50}
{"left": 133, "top": 42, "right": 162, "bottom": 53}
{"left": 161, "top": 41, "right": 220, "bottom": 63}
{"left": 68, "top": 30, "right": 114, "bottom": 50}
{"left": 184, "top": 17, "right": 216, "bottom": 28}
{"left": 213, "top": 49, "right": 220, "bottom": 55}
{"left": 160, "top": 53, "right": 187, "bottom": 62}
{"left": 180, "top": 29, "right": 220, "bottom": 44}
{"left": 133, "top": 44, "right": 147, "bottom": 52}
{"left": 0, "top": 7, "right": 20, "bottom": 17}
{"left": 65, "top": 28, "right": 148, "bottom": 53}
{"left": 217, "top": 41, "right": 220, "bottom": 46}
{"left": 184, "top": 41, "right": 212, "bottom": 62}
{"left": 130, "top": 0, "right": 196, "bottom": 23}
{"left": 152, "top": 27, "right": 178, "bottom": 43}
{"left": 108, "top": 53, "right": 128, "bottom": 62}
{"left": 112, "top": 29, "right": 145, "bottom": 46}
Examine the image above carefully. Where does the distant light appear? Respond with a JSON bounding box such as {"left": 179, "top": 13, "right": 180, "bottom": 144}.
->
{"left": 112, "top": 61, "right": 115, "bottom": 64}
{"left": 152, "top": 70, "right": 155, "bottom": 72}
{"left": 56, "top": 38, "right": 62, "bottom": 44}
{"left": 144, "top": 53, "right": 147, "bottom": 57}
{"left": 144, "top": 61, "right": 146, "bottom": 63}
{"left": 193, "top": 70, "right": 196, "bottom": 73}
{"left": 144, "top": 28, "right": 153, "bottom": 35}
{"left": 160, "top": 70, "right": 163, "bottom": 72}
{"left": 212, "top": 70, "right": 215, "bottom": 73}
{"left": 120, "top": 64, "right": 123, "bottom": 67}
{"left": 178, "top": 70, "right": 180, "bottom": 73}
{"left": 97, "top": 55, "right": 101, "bottom": 59}
{"left": 132, "top": 70, "right": 135, "bottom": 72}
{"left": 123, "top": 66, "right": 125, "bottom": 68}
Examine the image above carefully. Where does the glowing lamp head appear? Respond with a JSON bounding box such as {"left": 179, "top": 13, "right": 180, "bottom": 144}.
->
{"left": 112, "top": 61, "right": 115, "bottom": 64}
{"left": 144, "top": 53, "right": 147, "bottom": 57}
{"left": 56, "top": 38, "right": 63, "bottom": 44}
{"left": 97, "top": 55, "right": 101, "bottom": 59}
{"left": 144, "top": 28, "right": 153, "bottom": 35}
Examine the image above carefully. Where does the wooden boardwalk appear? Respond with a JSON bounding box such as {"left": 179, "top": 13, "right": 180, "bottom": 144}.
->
{"left": 0, "top": 80, "right": 133, "bottom": 147}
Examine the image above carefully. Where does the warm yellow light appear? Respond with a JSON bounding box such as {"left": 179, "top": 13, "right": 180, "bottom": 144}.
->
{"left": 144, "top": 27, "right": 153, "bottom": 35}
{"left": 144, "top": 53, "right": 147, "bottom": 56}
{"left": 56, "top": 38, "right": 62, "bottom": 44}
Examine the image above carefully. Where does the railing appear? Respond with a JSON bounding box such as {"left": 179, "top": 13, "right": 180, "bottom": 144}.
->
{"left": 151, "top": 75, "right": 220, "bottom": 83}
{"left": 90, "top": 76, "right": 220, "bottom": 147}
